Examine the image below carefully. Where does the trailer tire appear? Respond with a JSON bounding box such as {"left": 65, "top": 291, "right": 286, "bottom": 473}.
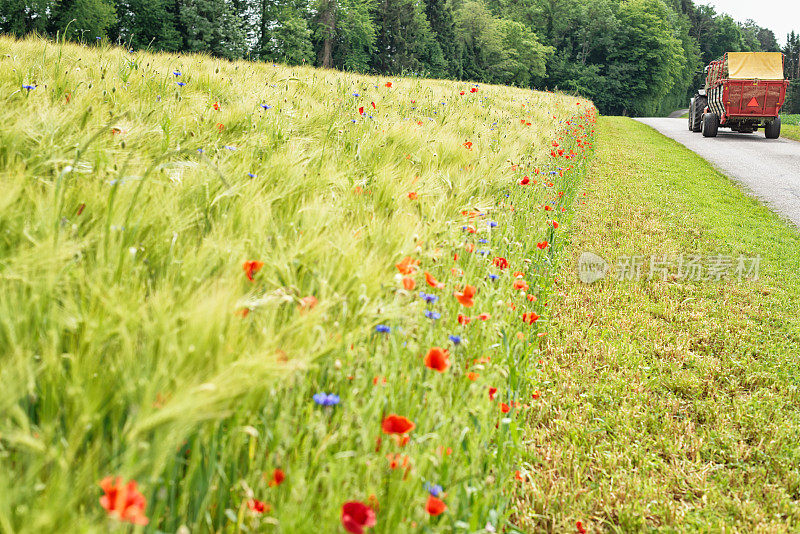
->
{"left": 765, "top": 116, "right": 781, "bottom": 139}
{"left": 702, "top": 113, "right": 719, "bottom": 137}
{"left": 691, "top": 96, "right": 706, "bottom": 132}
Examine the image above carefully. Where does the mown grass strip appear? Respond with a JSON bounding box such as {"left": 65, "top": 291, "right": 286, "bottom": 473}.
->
{"left": 513, "top": 116, "right": 800, "bottom": 532}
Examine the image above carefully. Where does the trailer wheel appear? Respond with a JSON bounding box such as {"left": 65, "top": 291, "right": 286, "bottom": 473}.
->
{"left": 765, "top": 116, "right": 781, "bottom": 139}
{"left": 702, "top": 113, "right": 719, "bottom": 138}
{"left": 691, "top": 96, "right": 706, "bottom": 132}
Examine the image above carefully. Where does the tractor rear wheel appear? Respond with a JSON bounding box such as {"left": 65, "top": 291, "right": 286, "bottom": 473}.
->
{"left": 765, "top": 116, "right": 781, "bottom": 139}
{"left": 702, "top": 113, "right": 719, "bottom": 137}
{"left": 691, "top": 96, "right": 706, "bottom": 133}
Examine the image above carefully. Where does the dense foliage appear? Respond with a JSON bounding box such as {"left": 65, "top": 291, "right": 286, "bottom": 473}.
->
{"left": 1, "top": 0, "right": 797, "bottom": 114}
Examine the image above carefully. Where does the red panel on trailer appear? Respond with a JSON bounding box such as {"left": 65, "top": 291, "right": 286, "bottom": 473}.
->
{"left": 722, "top": 79, "right": 788, "bottom": 118}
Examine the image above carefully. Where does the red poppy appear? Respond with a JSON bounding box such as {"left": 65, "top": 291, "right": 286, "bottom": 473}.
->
{"left": 424, "top": 347, "right": 450, "bottom": 372}
{"left": 454, "top": 285, "right": 476, "bottom": 307}
{"left": 408, "top": 191, "right": 418, "bottom": 200}
{"left": 457, "top": 314, "right": 471, "bottom": 325}
{"left": 513, "top": 280, "right": 529, "bottom": 291}
{"left": 212, "top": 102, "right": 220, "bottom": 110}
{"left": 299, "top": 296, "right": 318, "bottom": 310}
{"left": 341, "top": 501, "right": 377, "bottom": 534}
{"left": 465, "top": 243, "right": 475, "bottom": 253}
{"left": 402, "top": 276, "right": 416, "bottom": 290}
{"left": 382, "top": 414, "right": 415, "bottom": 435}
{"left": 466, "top": 372, "right": 479, "bottom": 381}
{"left": 519, "top": 176, "right": 530, "bottom": 185}
{"left": 236, "top": 308, "right": 250, "bottom": 317}
{"left": 99, "top": 477, "right": 149, "bottom": 525}
{"left": 552, "top": 221, "right": 559, "bottom": 229}
{"left": 371, "top": 101, "right": 376, "bottom": 109}
{"left": 537, "top": 241, "right": 549, "bottom": 250}
{"left": 470, "top": 87, "right": 478, "bottom": 93}
{"left": 268, "top": 468, "right": 285, "bottom": 487}
{"left": 217, "top": 122, "right": 225, "bottom": 131}
{"left": 522, "top": 312, "right": 540, "bottom": 324}
{"left": 426, "top": 495, "right": 447, "bottom": 516}
{"left": 493, "top": 257, "right": 509, "bottom": 269}
{"left": 477, "top": 313, "right": 490, "bottom": 321}
{"left": 576, "top": 520, "right": 587, "bottom": 534}
{"left": 500, "top": 403, "right": 510, "bottom": 413}
{"left": 248, "top": 499, "right": 270, "bottom": 513}
{"left": 242, "top": 260, "right": 264, "bottom": 282}
{"left": 358, "top": 106, "right": 364, "bottom": 115}
{"left": 532, "top": 391, "right": 541, "bottom": 400}
{"left": 424, "top": 272, "right": 445, "bottom": 289}
{"left": 395, "top": 256, "right": 419, "bottom": 275}
{"left": 463, "top": 141, "right": 473, "bottom": 149}
{"left": 488, "top": 387, "right": 498, "bottom": 400}
{"left": 385, "top": 82, "right": 392, "bottom": 88}
{"left": 459, "top": 90, "right": 465, "bottom": 95}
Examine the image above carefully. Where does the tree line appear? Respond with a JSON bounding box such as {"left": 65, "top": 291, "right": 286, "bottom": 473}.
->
{"left": 1, "top": 0, "right": 798, "bottom": 115}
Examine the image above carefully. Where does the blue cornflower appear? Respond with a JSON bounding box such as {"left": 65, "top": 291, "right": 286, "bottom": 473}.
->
{"left": 478, "top": 239, "right": 488, "bottom": 244}
{"left": 351, "top": 119, "right": 357, "bottom": 123}
{"left": 176, "top": 81, "right": 186, "bottom": 87}
{"left": 22, "top": 84, "right": 35, "bottom": 91}
{"left": 313, "top": 392, "right": 341, "bottom": 406}
{"left": 197, "top": 148, "right": 204, "bottom": 154}
{"left": 352, "top": 92, "right": 360, "bottom": 97}
{"left": 449, "top": 335, "right": 461, "bottom": 345}
{"left": 248, "top": 173, "right": 257, "bottom": 178}
{"left": 477, "top": 249, "right": 490, "bottom": 255}
{"left": 488, "top": 274, "right": 499, "bottom": 281}
{"left": 424, "top": 310, "right": 441, "bottom": 320}
{"left": 419, "top": 292, "right": 438, "bottom": 304}
{"left": 261, "top": 104, "right": 271, "bottom": 109}
{"left": 96, "top": 36, "right": 101, "bottom": 41}
{"left": 489, "top": 221, "right": 498, "bottom": 228}
{"left": 375, "top": 325, "right": 391, "bottom": 333}
{"left": 173, "top": 71, "right": 181, "bottom": 76}
{"left": 224, "top": 145, "right": 237, "bottom": 151}
{"left": 424, "top": 482, "right": 444, "bottom": 497}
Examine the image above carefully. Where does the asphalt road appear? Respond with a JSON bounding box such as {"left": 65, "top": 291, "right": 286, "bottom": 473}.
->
{"left": 636, "top": 117, "right": 800, "bottom": 227}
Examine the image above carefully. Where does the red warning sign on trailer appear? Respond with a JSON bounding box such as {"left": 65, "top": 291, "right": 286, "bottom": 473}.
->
{"left": 747, "top": 97, "right": 759, "bottom": 107}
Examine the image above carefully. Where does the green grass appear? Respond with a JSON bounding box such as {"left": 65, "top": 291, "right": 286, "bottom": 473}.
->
{"left": 513, "top": 117, "right": 800, "bottom": 532}
{"left": 782, "top": 123, "right": 800, "bottom": 141}
{"left": 0, "top": 35, "right": 597, "bottom": 532}
{"left": 781, "top": 113, "right": 800, "bottom": 125}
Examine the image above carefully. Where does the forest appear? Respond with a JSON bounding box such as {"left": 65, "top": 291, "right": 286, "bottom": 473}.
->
{"left": 1, "top": 0, "right": 798, "bottom": 115}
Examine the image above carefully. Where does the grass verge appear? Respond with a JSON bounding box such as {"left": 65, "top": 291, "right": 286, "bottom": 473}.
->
{"left": 512, "top": 116, "right": 800, "bottom": 532}
{"left": 782, "top": 123, "right": 800, "bottom": 141}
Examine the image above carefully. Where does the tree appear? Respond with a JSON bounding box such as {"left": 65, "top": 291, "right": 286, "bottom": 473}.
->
{"left": 424, "top": 0, "right": 458, "bottom": 77}
{"left": 52, "top": 0, "right": 117, "bottom": 40}
{"left": 607, "top": 0, "right": 685, "bottom": 115}
{"left": 111, "top": 0, "right": 181, "bottom": 51}
{"left": 178, "top": 0, "right": 246, "bottom": 59}
{"left": 0, "top": 0, "right": 53, "bottom": 35}
{"left": 257, "top": 0, "right": 314, "bottom": 64}
{"left": 371, "top": 0, "right": 436, "bottom": 74}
